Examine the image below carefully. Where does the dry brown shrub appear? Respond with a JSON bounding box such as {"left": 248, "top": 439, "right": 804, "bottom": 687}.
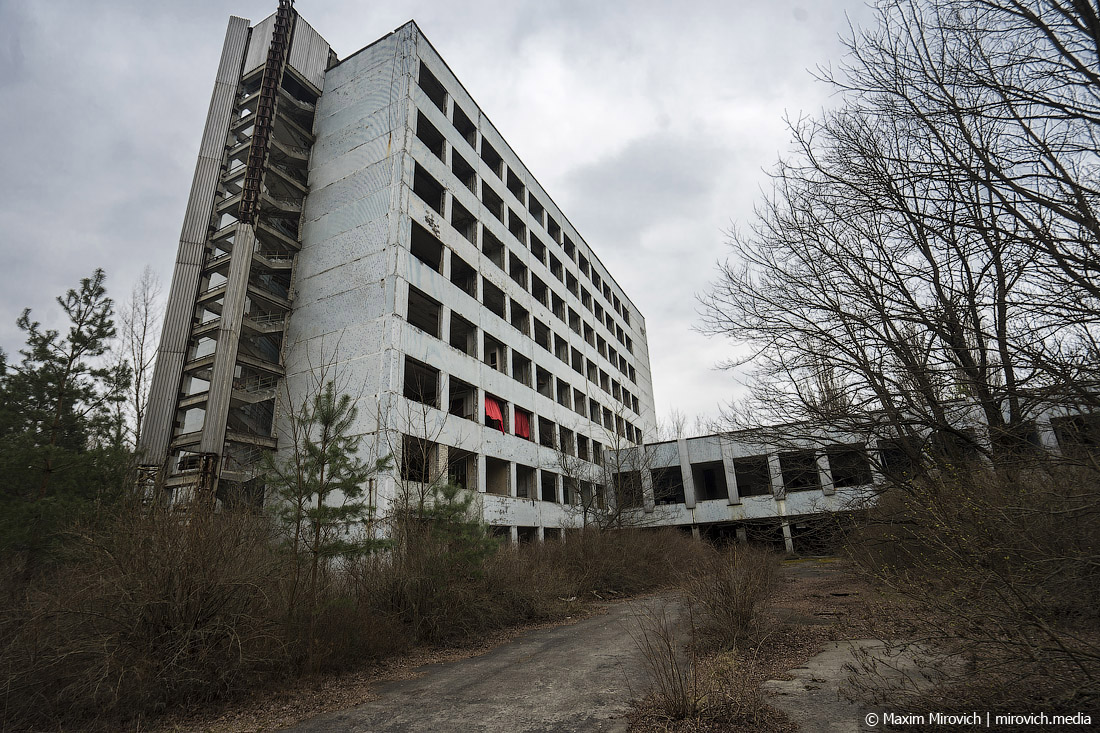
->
{"left": 846, "top": 463, "right": 1100, "bottom": 714}
{"left": 686, "top": 544, "right": 779, "bottom": 652}
{"left": 0, "top": 504, "right": 288, "bottom": 729}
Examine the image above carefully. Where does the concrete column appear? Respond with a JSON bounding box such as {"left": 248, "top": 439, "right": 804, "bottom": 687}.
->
{"left": 677, "top": 438, "right": 697, "bottom": 509}
{"left": 441, "top": 244, "right": 452, "bottom": 281}
{"left": 537, "top": 525, "right": 545, "bottom": 542}
{"left": 720, "top": 438, "right": 741, "bottom": 505}
{"left": 818, "top": 452, "right": 835, "bottom": 496}
{"left": 690, "top": 525, "right": 701, "bottom": 541}
{"left": 476, "top": 453, "right": 487, "bottom": 493}
{"left": 641, "top": 468, "right": 655, "bottom": 513}
{"left": 1036, "top": 416, "right": 1061, "bottom": 454}
{"left": 776, "top": 497, "right": 795, "bottom": 554}
{"left": 735, "top": 527, "right": 748, "bottom": 543}
{"left": 767, "top": 453, "right": 785, "bottom": 500}
{"left": 509, "top": 525, "right": 518, "bottom": 544}
{"left": 440, "top": 306, "right": 451, "bottom": 345}
{"left": 200, "top": 223, "right": 256, "bottom": 455}
{"left": 508, "top": 460, "right": 518, "bottom": 498}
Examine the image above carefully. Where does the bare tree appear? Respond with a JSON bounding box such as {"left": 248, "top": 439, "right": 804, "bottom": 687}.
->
{"left": 118, "top": 265, "right": 161, "bottom": 451}
{"left": 699, "top": 0, "right": 1100, "bottom": 713}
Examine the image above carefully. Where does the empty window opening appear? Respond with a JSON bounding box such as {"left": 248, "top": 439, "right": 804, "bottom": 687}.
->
{"left": 480, "top": 139, "right": 504, "bottom": 178}
{"left": 554, "top": 333, "right": 569, "bottom": 362}
{"left": 591, "top": 271, "right": 601, "bottom": 290}
{"left": 484, "top": 393, "right": 508, "bottom": 432}
{"left": 450, "top": 252, "right": 477, "bottom": 297}
{"left": 541, "top": 470, "right": 558, "bottom": 502}
{"left": 452, "top": 103, "right": 476, "bottom": 148}
{"left": 578, "top": 255, "right": 590, "bottom": 276}
{"left": 448, "top": 447, "right": 478, "bottom": 491}
{"left": 483, "top": 333, "right": 507, "bottom": 373}
{"left": 549, "top": 255, "right": 564, "bottom": 282}
{"left": 448, "top": 376, "right": 477, "bottom": 421}
{"left": 877, "top": 437, "right": 920, "bottom": 477}
{"left": 412, "top": 163, "right": 443, "bottom": 214}
{"left": 536, "top": 367, "right": 553, "bottom": 398}
{"left": 451, "top": 198, "right": 477, "bottom": 244}
{"left": 571, "top": 347, "right": 583, "bottom": 374}
{"left": 509, "top": 300, "right": 530, "bottom": 335}
{"left": 482, "top": 230, "right": 505, "bottom": 269}
{"left": 628, "top": 365, "right": 636, "bottom": 383}
{"left": 406, "top": 286, "right": 441, "bottom": 337}
{"left": 779, "top": 450, "right": 821, "bottom": 492}
{"left": 573, "top": 388, "right": 586, "bottom": 416}
{"left": 556, "top": 378, "right": 572, "bottom": 409}
{"left": 508, "top": 208, "right": 526, "bottom": 243}
{"left": 594, "top": 302, "right": 604, "bottom": 322}
{"left": 506, "top": 167, "right": 525, "bottom": 202}
{"left": 612, "top": 380, "right": 622, "bottom": 402}
{"left": 692, "top": 461, "right": 728, "bottom": 501}
{"left": 589, "top": 397, "right": 600, "bottom": 422}
{"left": 546, "top": 216, "right": 561, "bottom": 243}
{"left": 734, "top": 456, "right": 771, "bottom": 497}
{"left": 597, "top": 336, "right": 607, "bottom": 359}
{"left": 534, "top": 319, "right": 551, "bottom": 351}
{"left": 581, "top": 288, "right": 592, "bottom": 312}
{"left": 592, "top": 440, "right": 603, "bottom": 466}
{"left": 538, "top": 417, "right": 556, "bottom": 449}
{"left": 482, "top": 279, "right": 506, "bottom": 320}
{"left": 448, "top": 312, "right": 476, "bottom": 356}
{"left": 403, "top": 356, "right": 439, "bottom": 408}
{"left": 563, "top": 477, "right": 579, "bottom": 505}
{"left": 481, "top": 183, "right": 504, "bottom": 223}
{"left": 528, "top": 195, "right": 545, "bottom": 225}
{"left": 530, "top": 235, "right": 547, "bottom": 265}
{"left": 577, "top": 435, "right": 590, "bottom": 462}
{"left": 622, "top": 309, "right": 631, "bottom": 328}
{"left": 603, "top": 283, "right": 612, "bottom": 301}
{"left": 508, "top": 253, "right": 528, "bottom": 290}
{"left": 586, "top": 359, "right": 598, "bottom": 384}
{"left": 602, "top": 407, "right": 613, "bottom": 430}
{"left": 568, "top": 308, "right": 581, "bottom": 335}
{"left": 417, "top": 62, "right": 447, "bottom": 113}
{"left": 512, "top": 353, "right": 532, "bottom": 386}
{"left": 531, "top": 275, "right": 548, "bottom": 307}
{"left": 652, "top": 467, "right": 686, "bottom": 505}
{"left": 401, "top": 434, "right": 437, "bottom": 484}
{"left": 415, "top": 111, "right": 445, "bottom": 161}
{"left": 827, "top": 445, "right": 873, "bottom": 488}
{"left": 514, "top": 407, "right": 533, "bottom": 441}
{"left": 599, "top": 370, "right": 610, "bottom": 393}
{"left": 552, "top": 293, "right": 566, "bottom": 322}
{"left": 451, "top": 149, "right": 476, "bottom": 192}
{"left": 566, "top": 272, "right": 579, "bottom": 298}
{"left": 485, "top": 456, "right": 510, "bottom": 496}
{"left": 410, "top": 221, "right": 443, "bottom": 272}
{"left": 614, "top": 471, "right": 642, "bottom": 508}
{"left": 516, "top": 463, "right": 536, "bottom": 498}
{"left": 563, "top": 236, "right": 576, "bottom": 261}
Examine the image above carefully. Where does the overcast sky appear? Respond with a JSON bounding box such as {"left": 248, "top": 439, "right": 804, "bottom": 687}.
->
{"left": 0, "top": 0, "right": 876, "bottom": 429}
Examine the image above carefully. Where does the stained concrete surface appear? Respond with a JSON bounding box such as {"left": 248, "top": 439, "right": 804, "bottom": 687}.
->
{"left": 763, "top": 639, "right": 942, "bottom": 733}
{"left": 281, "top": 597, "right": 673, "bottom": 733}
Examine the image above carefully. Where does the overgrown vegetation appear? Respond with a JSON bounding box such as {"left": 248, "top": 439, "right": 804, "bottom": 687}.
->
{"left": 844, "top": 463, "right": 1100, "bottom": 717}
{"left": 632, "top": 546, "right": 781, "bottom": 727}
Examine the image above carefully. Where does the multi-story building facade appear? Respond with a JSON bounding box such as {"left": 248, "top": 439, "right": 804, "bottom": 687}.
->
{"left": 140, "top": 3, "right": 658, "bottom": 538}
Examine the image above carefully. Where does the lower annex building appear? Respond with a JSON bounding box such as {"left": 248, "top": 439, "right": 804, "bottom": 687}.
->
{"left": 140, "top": 2, "right": 659, "bottom": 538}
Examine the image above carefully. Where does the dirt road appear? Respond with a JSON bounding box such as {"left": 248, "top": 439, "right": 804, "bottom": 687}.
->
{"left": 281, "top": 596, "right": 672, "bottom": 733}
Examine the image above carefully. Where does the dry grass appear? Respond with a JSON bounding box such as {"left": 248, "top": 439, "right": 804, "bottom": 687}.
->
{"left": 0, "top": 516, "right": 707, "bottom": 731}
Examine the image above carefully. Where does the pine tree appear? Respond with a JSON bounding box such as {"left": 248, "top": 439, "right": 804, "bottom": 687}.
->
{"left": 263, "top": 380, "right": 389, "bottom": 667}
{"left": 0, "top": 269, "right": 131, "bottom": 566}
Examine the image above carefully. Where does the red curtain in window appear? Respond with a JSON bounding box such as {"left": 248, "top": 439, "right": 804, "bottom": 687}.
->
{"left": 484, "top": 396, "right": 505, "bottom": 432}
{"left": 515, "top": 410, "right": 530, "bottom": 439}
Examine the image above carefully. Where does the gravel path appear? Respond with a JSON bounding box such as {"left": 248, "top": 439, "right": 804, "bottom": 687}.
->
{"left": 281, "top": 596, "right": 676, "bottom": 733}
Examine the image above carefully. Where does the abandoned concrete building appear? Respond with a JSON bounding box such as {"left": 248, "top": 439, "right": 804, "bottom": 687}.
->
{"left": 139, "top": 3, "right": 1095, "bottom": 547}
{"left": 139, "top": 3, "right": 661, "bottom": 538}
